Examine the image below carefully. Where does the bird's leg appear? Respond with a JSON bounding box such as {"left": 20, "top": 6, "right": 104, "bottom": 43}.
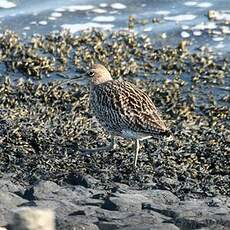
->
{"left": 79, "top": 135, "right": 116, "bottom": 154}
{"left": 134, "top": 139, "right": 140, "bottom": 167}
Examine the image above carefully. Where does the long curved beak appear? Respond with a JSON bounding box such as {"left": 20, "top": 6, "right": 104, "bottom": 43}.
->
{"left": 59, "top": 72, "right": 88, "bottom": 83}
{"left": 46, "top": 73, "right": 88, "bottom": 95}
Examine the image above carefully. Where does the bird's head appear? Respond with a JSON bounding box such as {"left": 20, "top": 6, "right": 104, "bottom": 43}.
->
{"left": 88, "top": 64, "right": 112, "bottom": 85}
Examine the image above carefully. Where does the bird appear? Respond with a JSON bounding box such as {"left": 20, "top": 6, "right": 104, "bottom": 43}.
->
{"left": 82, "top": 64, "right": 171, "bottom": 167}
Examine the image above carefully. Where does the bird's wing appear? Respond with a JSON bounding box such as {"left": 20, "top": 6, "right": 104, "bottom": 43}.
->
{"left": 93, "top": 80, "right": 167, "bottom": 135}
{"left": 117, "top": 81, "right": 167, "bottom": 134}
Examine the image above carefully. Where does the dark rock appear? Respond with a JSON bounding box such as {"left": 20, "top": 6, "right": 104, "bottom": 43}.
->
{"left": 142, "top": 189, "right": 180, "bottom": 205}
{"left": 111, "top": 183, "right": 131, "bottom": 193}
{"left": 69, "top": 210, "right": 86, "bottom": 216}
{"left": 118, "top": 223, "right": 180, "bottom": 230}
{"left": 18, "top": 201, "right": 37, "bottom": 207}
{"left": 102, "top": 193, "right": 150, "bottom": 211}
{"left": 23, "top": 187, "right": 35, "bottom": 201}
{"left": 118, "top": 211, "right": 162, "bottom": 225}
{"left": 94, "top": 209, "right": 133, "bottom": 222}
{"left": 91, "top": 192, "right": 106, "bottom": 200}
{"left": 207, "top": 196, "right": 230, "bottom": 208}
{"left": 96, "top": 211, "right": 175, "bottom": 229}
{"left": 0, "top": 177, "right": 229, "bottom": 230}
{"left": 56, "top": 215, "right": 99, "bottom": 229}
{"left": 142, "top": 203, "right": 176, "bottom": 218}
{"left": 175, "top": 216, "right": 208, "bottom": 229}
{"left": 32, "top": 180, "right": 92, "bottom": 202}
{"left": 35, "top": 200, "right": 80, "bottom": 218}
{"left": 81, "top": 198, "right": 105, "bottom": 207}
{"left": 97, "top": 221, "right": 124, "bottom": 230}
{"left": 68, "top": 206, "right": 97, "bottom": 216}
{"left": 174, "top": 198, "right": 230, "bottom": 229}
{"left": 65, "top": 173, "right": 99, "bottom": 188}
{"left": 57, "top": 218, "right": 99, "bottom": 229}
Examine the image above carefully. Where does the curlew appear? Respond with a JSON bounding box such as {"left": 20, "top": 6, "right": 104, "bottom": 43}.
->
{"left": 82, "top": 64, "right": 171, "bottom": 167}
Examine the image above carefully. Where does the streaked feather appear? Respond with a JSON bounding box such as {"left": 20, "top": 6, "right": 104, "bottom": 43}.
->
{"left": 90, "top": 79, "right": 168, "bottom": 139}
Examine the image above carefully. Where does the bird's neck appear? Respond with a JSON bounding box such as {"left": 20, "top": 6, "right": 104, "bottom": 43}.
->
{"left": 91, "top": 74, "right": 113, "bottom": 86}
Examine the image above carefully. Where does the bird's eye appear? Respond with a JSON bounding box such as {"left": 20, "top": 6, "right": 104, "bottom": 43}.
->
{"left": 88, "top": 71, "right": 95, "bottom": 77}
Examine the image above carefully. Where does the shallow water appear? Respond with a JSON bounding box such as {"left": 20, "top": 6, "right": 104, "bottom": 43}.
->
{"left": 0, "top": 0, "right": 230, "bottom": 54}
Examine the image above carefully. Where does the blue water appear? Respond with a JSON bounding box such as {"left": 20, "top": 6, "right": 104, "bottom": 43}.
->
{"left": 0, "top": 0, "right": 230, "bottom": 54}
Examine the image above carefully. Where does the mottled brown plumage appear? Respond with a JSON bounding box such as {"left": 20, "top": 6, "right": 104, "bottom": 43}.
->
{"left": 87, "top": 64, "right": 170, "bottom": 167}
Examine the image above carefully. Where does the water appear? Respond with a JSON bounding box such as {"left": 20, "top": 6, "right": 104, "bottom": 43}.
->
{"left": 0, "top": 0, "right": 230, "bottom": 54}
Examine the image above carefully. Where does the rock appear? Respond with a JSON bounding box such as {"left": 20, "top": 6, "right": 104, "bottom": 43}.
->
{"left": 207, "top": 196, "right": 230, "bottom": 208}
{"left": 32, "top": 180, "right": 60, "bottom": 200}
{"left": 142, "top": 202, "right": 177, "bottom": 218}
{"left": 0, "top": 184, "right": 26, "bottom": 226}
{"left": 97, "top": 221, "right": 124, "bottom": 230}
{"left": 69, "top": 206, "right": 97, "bottom": 216}
{"left": 56, "top": 215, "right": 98, "bottom": 230}
{"left": 115, "top": 211, "right": 162, "bottom": 225}
{"left": 118, "top": 223, "right": 180, "bottom": 230}
{"left": 59, "top": 223, "right": 99, "bottom": 230}
{"left": 31, "top": 180, "right": 91, "bottom": 202}
{"left": 102, "top": 193, "right": 150, "bottom": 211}
{"left": 142, "top": 189, "right": 180, "bottom": 205}
{"left": 111, "top": 183, "right": 131, "bottom": 193}
{"left": 95, "top": 209, "right": 134, "bottom": 223}
{"left": 35, "top": 200, "right": 76, "bottom": 214}
{"left": 0, "top": 192, "right": 27, "bottom": 209}
{"left": 10, "top": 208, "right": 55, "bottom": 230}
{"left": 65, "top": 173, "right": 99, "bottom": 188}
{"left": 0, "top": 178, "right": 23, "bottom": 193}
{"left": 0, "top": 178, "right": 229, "bottom": 230}
{"left": 80, "top": 198, "right": 105, "bottom": 207}
{"left": 95, "top": 209, "right": 169, "bottom": 228}
{"left": 174, "top": 198, "right": 230, "bottom": 229}
{"left": 0, "top": 206, "right": 11, "bottom": 227}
